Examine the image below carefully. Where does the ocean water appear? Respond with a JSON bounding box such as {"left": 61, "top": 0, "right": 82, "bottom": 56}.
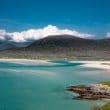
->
{"left": 0, "top": 60, "right": 109, "bottom": 110}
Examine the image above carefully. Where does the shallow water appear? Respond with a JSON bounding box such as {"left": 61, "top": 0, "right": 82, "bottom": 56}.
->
{"left": 0, "top": 61, "right": 109, "bottom": 110}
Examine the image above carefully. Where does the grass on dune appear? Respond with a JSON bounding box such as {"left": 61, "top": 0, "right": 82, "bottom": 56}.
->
{"left": 91, "top": 103, "right": 110, "bottom": 110}
{"left": 100, "top": 81, "right": 110, "bottom": 86}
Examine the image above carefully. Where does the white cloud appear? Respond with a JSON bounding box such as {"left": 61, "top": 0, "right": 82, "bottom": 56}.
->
{"left": 106, "top": 32, "right": 110, "bottom": 38}
{"left": 0, "top": 30, "right": 7, "bottom": 40}
{"left": 0, "top": 25, "right": 94, "bottom": 43}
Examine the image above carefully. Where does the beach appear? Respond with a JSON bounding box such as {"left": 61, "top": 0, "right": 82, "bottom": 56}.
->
{"left": 0, "top": 59, "right": 110, "bottom": 70}
{"left": 0, "top": 59, "right": 51, "bottom": 65}
{"left": 71, "top": 61, "right": 110, "bottom": 70}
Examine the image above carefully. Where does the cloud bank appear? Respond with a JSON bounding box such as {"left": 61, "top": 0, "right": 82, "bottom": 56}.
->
{"left": 106, "top": 32, "right": 110, "bottom": 38}
{"left": 0, "top": 25, "right": 94, "bottom": 43}
{"left": 0, "top": 25, "right": 96, "bottom": 50}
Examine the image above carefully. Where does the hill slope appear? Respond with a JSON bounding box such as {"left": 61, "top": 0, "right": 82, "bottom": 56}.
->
{"left": 0, "top": 35, "right": 110, "bottom": 60}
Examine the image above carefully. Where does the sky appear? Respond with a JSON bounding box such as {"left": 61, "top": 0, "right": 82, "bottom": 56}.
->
{"left": 0, "top": 0, "right": 110, "bottom": 39}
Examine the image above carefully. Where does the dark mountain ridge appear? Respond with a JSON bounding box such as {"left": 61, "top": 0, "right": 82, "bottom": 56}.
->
{"left": 0, "top": 35, "right": 110, "bottom": 60}
{"left": 27, "top": 35, "right": 110, "bottom": 50}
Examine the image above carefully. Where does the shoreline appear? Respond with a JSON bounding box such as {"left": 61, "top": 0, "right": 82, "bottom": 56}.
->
{"left": 0, "top": 59, "right": 52, "bottom": 65}
{"left": 0, "top": 58, "right": 110, "bottom": 62}
{"left": 0, "top": 59, "right": 110, "bottom": 69}
{"left": 71, "top": 61, "right": 110, "bottom": 69}
{"left": 67, "top": 83, "right": 110, "bottom": 100}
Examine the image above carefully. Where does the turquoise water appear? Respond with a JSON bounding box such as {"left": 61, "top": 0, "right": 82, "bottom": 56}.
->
{"left": 0, "top": 61, "right": 109, "bottom": 110}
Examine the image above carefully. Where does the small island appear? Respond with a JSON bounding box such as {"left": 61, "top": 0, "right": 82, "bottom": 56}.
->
{"left": 66, "top": 81, "right": 110, "bottom": 100}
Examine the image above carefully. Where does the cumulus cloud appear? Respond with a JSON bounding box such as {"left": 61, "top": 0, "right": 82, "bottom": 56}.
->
{"left": 106, "top": 32, "right": 110, "bottom": 38}
{"left": 0, "top": 30, "right": 7, "bottom": 40}
{"left": 0, "top": 25, "right": 94, "bottom": 43}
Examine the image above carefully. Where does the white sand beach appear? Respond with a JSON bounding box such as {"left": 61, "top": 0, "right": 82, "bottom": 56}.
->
{"left": 71, "top": 61, "right": 110, "bottom": 70}
{"left": 81, "top": 63, "right": 110, "bottom": 70}
{"left": 0, "top": 59, "right": 110, "bottom": 69}
{"left": 0, "top": 59, "right": 52, "bottom": 65}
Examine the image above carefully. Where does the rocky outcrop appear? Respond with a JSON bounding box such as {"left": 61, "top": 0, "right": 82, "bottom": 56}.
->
{"left": 66, "top": 84, "right": 110, "bottom": 100}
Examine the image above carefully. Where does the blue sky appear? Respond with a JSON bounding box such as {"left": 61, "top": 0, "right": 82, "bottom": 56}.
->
{"left": 0, "top": 0, "right": 110, "bottom": 38}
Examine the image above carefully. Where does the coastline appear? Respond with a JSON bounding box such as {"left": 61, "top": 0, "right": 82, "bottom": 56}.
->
{"left": 0, "top": 59, "right": 110, "bottom": 69}
{"left": 0, "top": 59, "right": 52, "bottom": 65}
{"left": 80, "top": 61, "right": 110, "bottom": 70}
{"left": 81, "top": 63, "right": 110, "bottom": 70}
{"left": 70, "top": 61, "right": 110, "bottom": 69}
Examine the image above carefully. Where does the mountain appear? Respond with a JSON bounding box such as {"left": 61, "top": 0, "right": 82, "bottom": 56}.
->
{"left": 0, "top": 35, "right": 110, "bottom": 60}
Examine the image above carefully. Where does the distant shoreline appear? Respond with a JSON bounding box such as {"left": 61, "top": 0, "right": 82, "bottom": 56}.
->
{"left": 0, "top": 59, "right": 110, "bottom": 69}
{"left": 0, "top": 59, "right": 51, "bottom": 65}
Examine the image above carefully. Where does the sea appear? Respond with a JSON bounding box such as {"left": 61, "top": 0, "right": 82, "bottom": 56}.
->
{"left": 0, "top": 60, "right": 109, "bottom": 110}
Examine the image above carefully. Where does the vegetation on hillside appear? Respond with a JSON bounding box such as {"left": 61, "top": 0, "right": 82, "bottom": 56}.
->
{"left": 100, "top": 81, "right": 110, "bottom": 86}
{"left": 91, "top": 103, "right": 110, "bottom": 110}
